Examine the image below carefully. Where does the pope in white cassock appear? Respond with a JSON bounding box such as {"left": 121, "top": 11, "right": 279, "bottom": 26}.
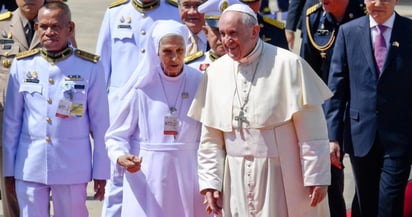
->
{"left": 188, "top": 4, "right": 333, "bottom": 217}
{"left": 105, "top": 20, "right": 206, "bottom": 217}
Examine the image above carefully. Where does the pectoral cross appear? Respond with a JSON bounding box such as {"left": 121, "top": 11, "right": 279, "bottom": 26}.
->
{"left": 235, "top": 110, "right": 248, "bottom": 131}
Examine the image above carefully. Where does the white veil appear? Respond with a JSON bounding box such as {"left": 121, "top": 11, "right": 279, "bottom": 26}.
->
{"left": 118, "top": 20, "right": 190, "bottom": 99}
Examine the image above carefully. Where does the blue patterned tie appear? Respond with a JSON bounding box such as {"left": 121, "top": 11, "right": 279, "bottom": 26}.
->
{"left": 374, "top": 25, "right": 387, "bottom": 74}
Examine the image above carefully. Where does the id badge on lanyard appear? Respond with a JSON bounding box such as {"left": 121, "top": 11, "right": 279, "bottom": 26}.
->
{"left": 164, "top": 115, "right": 179, "bottom": 136}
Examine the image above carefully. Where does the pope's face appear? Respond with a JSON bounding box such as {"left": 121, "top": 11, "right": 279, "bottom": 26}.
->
{"left": 35, "top": 7, "right": 74, "bottom": 52}
{"left": 365, "top": 0, "right": 398, "bottom": 24}
{"left": 219, "top": 11, "right": 259, "bottom": 61}
{"left": 178, "top": 0, "right": 205, "bottom": 34}
{"left": 158, "top": 35, "right": 186, "bottom": 77}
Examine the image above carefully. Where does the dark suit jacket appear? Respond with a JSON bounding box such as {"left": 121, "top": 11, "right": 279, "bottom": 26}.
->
{"left": 285, "top": 0, "right": 318, "bottom": 31}
{"left": 325, "top": 14, "right": 412, "bottom": 161}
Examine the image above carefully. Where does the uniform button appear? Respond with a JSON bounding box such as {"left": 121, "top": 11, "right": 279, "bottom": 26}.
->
{"left": 141, "top": 48, "right": 145, "bottom": 53}
{"left": 3, "top": 51, "right": 9, "bottom": 56}
{"left": 45, "top": 137, "right": 51, "bottom": 142}
{"left": 47, "top": 98, "right": 52, "bottom": 104}
{"left": 141, "top": 30, "right": 146, "bottom": 35}
{"left": 46, "top": 117, "right": 52, "bottom": 124}
{"left": 48, "top": 78, "right": 54, "bottom": 84}
{"left": 141, "top": 13, "right": 146, "bottom": 18}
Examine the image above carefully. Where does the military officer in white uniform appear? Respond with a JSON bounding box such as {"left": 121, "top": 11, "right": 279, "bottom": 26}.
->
{"left": 95, "top": 0, "right": 180, "bottom": 216}
{"left": 3, "top": 2, "right": 110, "bottom": 217}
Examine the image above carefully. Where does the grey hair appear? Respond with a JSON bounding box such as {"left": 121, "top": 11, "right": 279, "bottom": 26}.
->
{"left": 241, "top": 12, "right": 258, "bottom": 27}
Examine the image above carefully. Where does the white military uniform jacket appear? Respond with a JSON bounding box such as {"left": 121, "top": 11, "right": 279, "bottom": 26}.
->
{"left": 188, "top": 40, "right": 332, "bottom": 217}
{"left": 2, "top": 46, "right": 110, "bottom": 184}
{"left": 95, "top": 0, "right": 180, "bottom": 120}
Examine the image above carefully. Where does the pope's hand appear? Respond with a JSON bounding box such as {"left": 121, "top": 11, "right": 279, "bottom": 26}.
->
{"left": 309, "top": 185, "right": 328, "bottom": 207}
{"left": 117, "top": 155, "right": 142, "bottom": 173}
{"left": 201, "top": 189, "right": 222, "bottom": 215}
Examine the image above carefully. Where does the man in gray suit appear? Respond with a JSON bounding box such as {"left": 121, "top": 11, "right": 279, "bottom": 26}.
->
{"left": 0, "top": 0, "right": 44, "bottom": 217}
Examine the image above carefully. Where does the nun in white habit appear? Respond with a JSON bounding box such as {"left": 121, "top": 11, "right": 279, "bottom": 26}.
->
{"left": 105, "top": 20, "right": 205, "bottom": 217}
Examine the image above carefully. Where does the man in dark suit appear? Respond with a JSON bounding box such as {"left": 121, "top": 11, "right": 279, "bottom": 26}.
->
{"left": 300, "top": 1, "right": 366, "bottom": 217}
{"left": 325, "top": 0, "right": 412, "bottom": 216}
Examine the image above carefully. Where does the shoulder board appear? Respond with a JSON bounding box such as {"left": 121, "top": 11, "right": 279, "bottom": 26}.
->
{"left": 261, "top": 16, "right": 285, "bottom": 30}
{"left": 166, "top": 0, "right": 178, "bottom": 7}
{"left": 16, "top": 49, "right": 40, "bottom": 60}
{"left": 184, "top": 51, "right": 204, "bottom": 64}
{"left": 108, "top": 0, "right": 128, "bottom": 8}
{"left": 306, "top": 3, "right": 321, "bottom": 16}
{"left": 75, "top": 49, "right": 100, "bottom": 63}
{"left": 0, "top": 11, "right": 12, "bottom": 21}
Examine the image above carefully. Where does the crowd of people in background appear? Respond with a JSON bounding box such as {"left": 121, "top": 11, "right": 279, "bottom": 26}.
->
{"left": 0, "top": 0, "right": 411, "bottom": 217}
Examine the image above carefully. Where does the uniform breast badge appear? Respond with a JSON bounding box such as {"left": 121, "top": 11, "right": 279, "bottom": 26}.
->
{"left": 24, "top": 71, "right": 39, "bottom": 83}
{"left": 57, "top": 76, "right": 86, "bottom": 118}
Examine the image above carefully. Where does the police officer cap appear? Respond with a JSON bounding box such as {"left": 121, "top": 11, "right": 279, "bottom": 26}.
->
{"left": 198, "top": 0, "right": 240, "bottom": 28}
{"left": 222, "top": 3, "right": 257, "bottom": 21}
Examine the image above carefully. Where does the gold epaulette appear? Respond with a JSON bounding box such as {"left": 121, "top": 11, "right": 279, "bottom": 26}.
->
{"left": 75, "top": 49, "right": 100, "bottom": 63}
{"left": 166, "top": 0, "right": 178, "bottom": 7}
{"left": 306, "top": 3, "right": 321, "bottom": 16}
{"left": 108, "top": 0, "right": 128, "bottom": 8}
{"left": 16, "top": 49, "right": 40, "bottom": 60}
{"left": 0, "top": 11, "right": 12, "bottom": 21}
{"left": 261, "top": 16, "right": 285, "bottom": 30}
{"left": 184, "top": 51, "right": 204, "bottom": 64}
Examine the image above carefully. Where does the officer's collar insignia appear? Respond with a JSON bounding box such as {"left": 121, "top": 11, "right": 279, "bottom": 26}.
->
{"left": 132, "top": 0, "right": 160, "bottom": 12}
{"left": 41, "top": 46, "right": 73, "bottom": 64}
{"left": 25, "top": 71, "right": 39, "bottom": 83}
{"left": 209, "top": 51, "right": 219, "bottom": 62}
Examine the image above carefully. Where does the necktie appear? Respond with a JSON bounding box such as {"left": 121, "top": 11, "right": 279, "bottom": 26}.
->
{"left": 25, "top": 20, "right": 34, "bottom": 44}
{"left": 374, "top": 25, "right": 387, "bottom": 74}
{"left": 187, "top": 34, "right": 198, "bottom": 56}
